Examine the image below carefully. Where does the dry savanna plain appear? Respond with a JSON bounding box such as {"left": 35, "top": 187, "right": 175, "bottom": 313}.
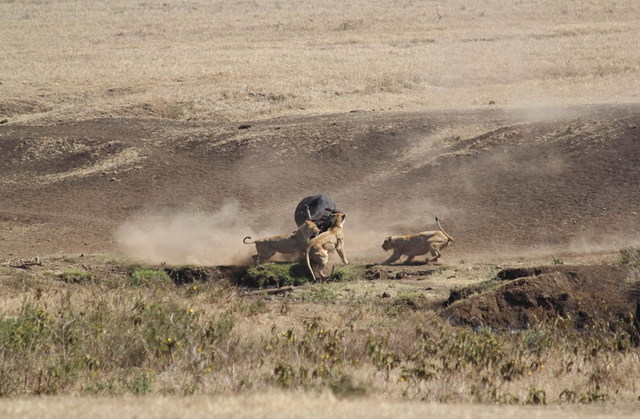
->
{"left": 1, "top": 0, "right": 640, "bottom": 417}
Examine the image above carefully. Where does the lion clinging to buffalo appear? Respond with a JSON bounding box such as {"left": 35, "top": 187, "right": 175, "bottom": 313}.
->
{"left": 243, "top": 194, "right": 454, "bottom": 278}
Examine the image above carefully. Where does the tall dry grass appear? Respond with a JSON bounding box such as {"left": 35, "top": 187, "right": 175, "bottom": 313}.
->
{"left": 1, "top": 255, "right": 639, "bottom": 405}
{"left": 1, "top": 0, "right": 639, "bottom": 124}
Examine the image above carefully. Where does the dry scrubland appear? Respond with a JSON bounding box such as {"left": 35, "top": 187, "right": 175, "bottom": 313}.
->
{"left": 2, "top": 0, "right": 640, "bottom": 417}
{"left": 1, "top": 0, "right": 639, "bottom": 124}
{"left": 0, "top": 252, "right": 639, "bottom": 415}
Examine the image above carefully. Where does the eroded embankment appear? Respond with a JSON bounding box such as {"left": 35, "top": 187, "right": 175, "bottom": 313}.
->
{"left": 441, "top": 265, "right": 639, "bottom": 330}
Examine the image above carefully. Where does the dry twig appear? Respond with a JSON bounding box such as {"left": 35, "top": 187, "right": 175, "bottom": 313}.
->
{"left": 5, "top": 257, "right": 42, "bottom": 269}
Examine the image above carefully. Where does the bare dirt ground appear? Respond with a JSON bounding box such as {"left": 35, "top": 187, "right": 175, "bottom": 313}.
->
{"left": 1, "top": 104, "right": 639, "bottom": 262}
{"left": 2, "top": 0, "right": 640, "bottom": 416}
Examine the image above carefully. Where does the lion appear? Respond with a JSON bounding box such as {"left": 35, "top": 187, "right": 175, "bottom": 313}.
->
{"left": 381, "top": 217, "right": 454, "bottom": 265}
{"left": 305, "top": 212, "right": 348, "bottom": 281}
{"left": 243, "top": 220, "right": 320, "bottom": 265}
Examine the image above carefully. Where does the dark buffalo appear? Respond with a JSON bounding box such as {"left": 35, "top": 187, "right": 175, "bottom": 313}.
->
{"left": 294, "top": 194, "right": 338, "bottom": 233}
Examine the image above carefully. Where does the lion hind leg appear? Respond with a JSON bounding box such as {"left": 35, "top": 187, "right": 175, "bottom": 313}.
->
{"left": 337, "top": 247, "right": 349, "bottom": 265}
{"left": 429, "top": 248, "right": 442, "bottom": 262}
{"left": 312, "top": 265, "right": 325, "bottom": 282}
{"left": 255, "top": 245, "right": 276, "bottom": 265}
{"left": 314, "top": 255, "right": 330, "bottom": 281}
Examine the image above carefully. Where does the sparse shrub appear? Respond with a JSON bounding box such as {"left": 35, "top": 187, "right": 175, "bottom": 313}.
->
{"left": 164, "top": 266, "right": 215, "bottom": 285}
{"left": 619, "top": 247, "right": 640, "bottom": 268}
{"left": 272, "top": 362, "right": 298, "bottom": 388}
{"left": 238, "top": 262, "right": 362, "bottom": 288}
{"left": 2, "top": 256, "right": 640, "bottom": 402}
{"left": 329, "top": 264, "right": 364, "bottom": 282}
{"left": 59, "top": 270, "right": 94, "bottom": 284}
{"left": 520, "top": 328, "right": 554, "bottom": 355}
{"left": 128, "top": 265, "right": 172, "bottom": 287}
{"left": 328, "top": 374, "right": 368, "bottom": 398}
{"left": 84, "top": 369, "right": 155, "bottom": 396}
{"left": 240, "top": 263, "right": 309, "bottom": 288}
{"left": 366, "top": 335, "right": 401, "bottom": 380}
{"left": 526, "top": 387, "right": 547, "bottom": 405}
{"left": 559, "top": 389, "right": 578, "bottom": 403}
{"left": 0, "top": 301, "right": 52, "bottom": 351}
{"left": 303, "top": 286, "right": 339, "bottom": 304}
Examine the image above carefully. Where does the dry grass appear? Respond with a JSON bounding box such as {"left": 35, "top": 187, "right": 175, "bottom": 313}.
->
{"left": 1, "top": 393, "right": 639, "bottom": 419}
{"left": 1, "top": 0, "right": 639, "bottom": 124}
{"left": 1, "top": 254, "right": 639, "bottom": 409}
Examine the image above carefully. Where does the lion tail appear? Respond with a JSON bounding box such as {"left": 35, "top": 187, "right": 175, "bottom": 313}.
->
{"left": 305, "top": 244, "right": 316, "bottom": 282}
{"left": 243, "top": 236, "right": 254, "bottom": 244}
{"left": 435, "top": 217, "right": 455, "bottom": 242}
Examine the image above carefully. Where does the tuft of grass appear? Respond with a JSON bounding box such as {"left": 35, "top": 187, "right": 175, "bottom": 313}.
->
{"left": 59, "top": 270, "right": 94, "bottom": 284}
{"left": 328, "top": 374, "right": 368, "bottom": 398}
{"left": 240, "top": 263, "right": 310, "bottom": 288}
{"left": 329, "top": 264, "right": 365, "bottom": 282}
{"left": 238, "top": 262, "right": 364, "bottom": 288}
{"left": 164, "top": 266, "right": 216, "bottom": 285}
{"left": 128, "top": 265, "right": 172, "bottom": 287}
{"left": 619, "top": 248, "right": 640, "bottom": 268}
{"left": 301, "top": 285, "right": 339, "bottom": 304}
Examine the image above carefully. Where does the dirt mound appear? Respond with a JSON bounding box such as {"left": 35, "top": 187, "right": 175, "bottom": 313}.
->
{"left": 441, "top": 265, "right": 638, "bottom": 330}
{"left": 164, "top": 265, "right": 242, "bottom": 285}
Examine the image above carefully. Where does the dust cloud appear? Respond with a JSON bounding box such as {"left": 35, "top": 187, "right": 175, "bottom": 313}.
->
{"left": 114, "top": 194, "right": 455, "bottom": 266}
{"left": 115, "top": 200, "right": 262, "bottom": 266}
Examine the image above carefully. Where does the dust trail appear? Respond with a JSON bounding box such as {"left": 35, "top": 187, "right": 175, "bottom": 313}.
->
{"left": 115, "top": 200, "right": 260, "bottom": 266}
{"left": 115, "top": 195, "right": 463, "bottom": 266}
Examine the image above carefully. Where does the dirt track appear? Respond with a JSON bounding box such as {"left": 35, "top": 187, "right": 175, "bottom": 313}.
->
{"left": 1, "top": 104, "right": 639, "bottom": 263}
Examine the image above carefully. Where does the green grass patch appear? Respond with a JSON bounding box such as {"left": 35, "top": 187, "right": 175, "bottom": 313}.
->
{"left": 238, "top": 263, "right": 365, "bottom": 288}
{"left": 619, "top": 247, "right": 640, "bottom": 268}
{"left": 330, "top": 263, "right": 365, "bottom": 282}
{"left": 128, "top": 265, "right": 172, "bottom": 287}
{"left": 239, "top": 263, "right": 310, "bottom": 288}
{"left": 59, "top": 270, "right": 94, "bottom": 284}
{"left": 301, "top": 285, "right": 339, "bottom": 304}
{"left": 164, "top": 266, "right": 215, "bottom": 285}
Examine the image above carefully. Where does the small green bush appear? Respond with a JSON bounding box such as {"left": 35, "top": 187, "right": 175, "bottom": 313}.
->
{"left": 128, "top": 266, "right": 172, "bottom": 287}
{"left": 239, "top": 262, "right": 364, "bottom": 288}
{"left": 59, "top": 270, "right": 94, "bottom": 284}
{"left": 239, "top": 263, "right": 311, "bottom": 288}
{"left": 303, "top": 286, "right": 339, "bottom": 304}
{"left": 330, "top": 264, "right": 364, "bottom": 282}
{"left": 619, "top": 248, "right": 640, "bottom": 268}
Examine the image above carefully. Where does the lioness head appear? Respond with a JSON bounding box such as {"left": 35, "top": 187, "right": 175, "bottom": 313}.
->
{"left": 329, "top": 212, "right": 346, "bottom": 228}
{"left": 382, "top": 236, "right": 394, "bottom": 251}
{"left": 302, "top": 220, "right": 321, "bottom": 238}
